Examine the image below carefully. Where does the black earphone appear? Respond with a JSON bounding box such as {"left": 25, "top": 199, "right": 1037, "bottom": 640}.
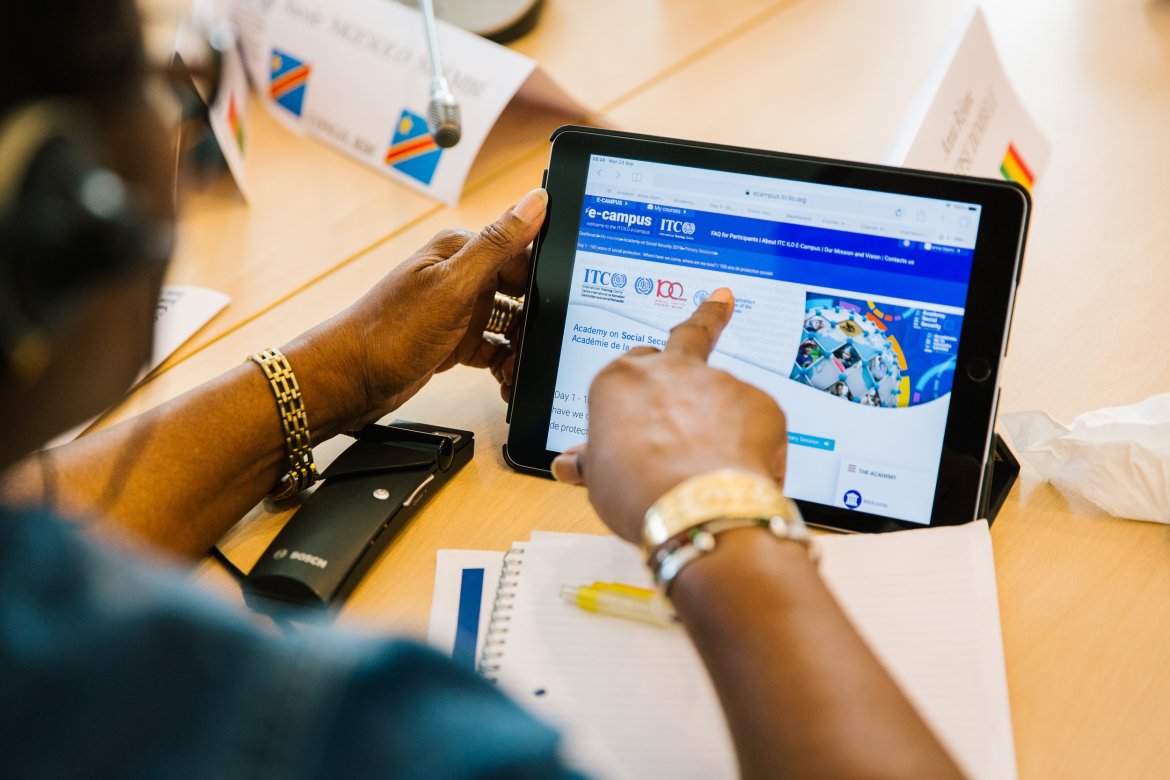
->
{"left": 0, "top": 100, "right": 168, "bottom": 384}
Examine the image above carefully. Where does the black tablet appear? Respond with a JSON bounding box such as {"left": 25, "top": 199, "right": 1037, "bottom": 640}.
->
{"left": 505, "top": 126, "right": 1029, "bottom": 533}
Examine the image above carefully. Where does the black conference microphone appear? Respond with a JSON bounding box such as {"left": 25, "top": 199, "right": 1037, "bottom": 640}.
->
{"left": 420, "top": 0, "right": 461, "bottom": 148}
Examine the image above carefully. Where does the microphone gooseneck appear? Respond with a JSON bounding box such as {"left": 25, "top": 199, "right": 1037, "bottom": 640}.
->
{"left": 419, "top": 0, "right": 462, "bottom": 149}
{"left": 427, "top": 82, "right": 461, "bottom": 149}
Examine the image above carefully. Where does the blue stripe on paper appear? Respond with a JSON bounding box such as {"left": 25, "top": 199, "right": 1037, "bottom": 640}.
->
{"left": 452, "top": 568, "right": 485, "bottom": 670}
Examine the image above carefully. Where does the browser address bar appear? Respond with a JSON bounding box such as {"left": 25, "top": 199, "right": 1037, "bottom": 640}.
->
{"left": 651, "top": 172, "right": 901, "bottom": 222}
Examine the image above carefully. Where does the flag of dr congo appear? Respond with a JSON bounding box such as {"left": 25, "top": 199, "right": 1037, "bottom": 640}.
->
{"left": 269, "top": 49, "right": 311, "bottom": 117}
{"left": 384, "top": 110, "right": 443, "bottom": 186}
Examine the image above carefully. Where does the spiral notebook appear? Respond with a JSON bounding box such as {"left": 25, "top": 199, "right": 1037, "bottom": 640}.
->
{"left": 473, "top": 523, "right": 1016, "bottom": 780}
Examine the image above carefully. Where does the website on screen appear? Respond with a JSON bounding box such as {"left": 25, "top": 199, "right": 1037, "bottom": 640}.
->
{"left": 546, "top": 155, "right": 982, "bottom": 524}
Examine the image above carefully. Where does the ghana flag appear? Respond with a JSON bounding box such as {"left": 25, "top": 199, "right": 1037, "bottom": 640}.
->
{"left": 1000, "top": 143, "right": 1035, "bottom": 192}
{"left": 269, "top": 50, "right": 311, "bottom": 117}
{"left": 384, "top": 110, "right": 442, "bottom": 186}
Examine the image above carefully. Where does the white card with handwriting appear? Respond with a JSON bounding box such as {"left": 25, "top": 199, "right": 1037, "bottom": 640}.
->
{"left": 885, "top": 8, "right": 1050, "bottom": 195}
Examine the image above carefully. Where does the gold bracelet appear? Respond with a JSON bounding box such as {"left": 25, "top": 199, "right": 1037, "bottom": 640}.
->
{"left": 641, "top": 469, "right": 816, "bottom": 593}
{"left": 248, "top": 347, "right": 317, "bottom": 500}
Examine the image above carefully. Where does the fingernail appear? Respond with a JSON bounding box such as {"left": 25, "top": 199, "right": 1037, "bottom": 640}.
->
{"left": 550, "top": 453, "right": 579, "bottom": 482}
{"left": 709, "top": 288, "right": 733, "bottom": 305}
{"left": 512, "top": 188, "right": 548, "bottom": 224}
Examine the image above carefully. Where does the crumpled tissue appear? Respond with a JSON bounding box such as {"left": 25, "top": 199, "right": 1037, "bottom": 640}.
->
{"left": 1002, "top": 393, "right": 1170, "bottom": 524}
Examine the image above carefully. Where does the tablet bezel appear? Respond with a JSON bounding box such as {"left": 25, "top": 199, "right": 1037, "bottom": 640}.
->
{"left": 506, "top": 126, "right": 1029, "bottom": 533}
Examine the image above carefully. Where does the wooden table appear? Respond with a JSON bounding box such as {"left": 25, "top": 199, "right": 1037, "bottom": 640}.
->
{"left": 111, "top": 0, "right": 1170, "bottom": 776}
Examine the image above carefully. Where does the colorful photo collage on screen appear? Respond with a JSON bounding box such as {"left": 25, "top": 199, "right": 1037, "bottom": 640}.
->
{"left": 790, "top": 295, "right": 963, "bottom": 408}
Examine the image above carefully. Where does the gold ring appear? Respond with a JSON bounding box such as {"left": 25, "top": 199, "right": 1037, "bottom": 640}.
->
{"left": 486, "top": 292, "right": 523, "bottom": 339}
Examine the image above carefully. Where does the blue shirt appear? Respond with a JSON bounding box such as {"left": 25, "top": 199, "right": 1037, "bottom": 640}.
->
{"left": 0, "top": 505, "right": 582, "bottom": 778}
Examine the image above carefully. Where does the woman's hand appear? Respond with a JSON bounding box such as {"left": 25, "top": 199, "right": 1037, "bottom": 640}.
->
{"left": 551, "top": 289, "right": 789, "bottom": 542}
{"left": 284, "top": 188, "right": 546, "bottom": 435}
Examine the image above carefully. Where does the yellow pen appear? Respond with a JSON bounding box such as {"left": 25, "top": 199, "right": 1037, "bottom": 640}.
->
{"left": 559, "top": 582, "right": 678, "bottom": 627}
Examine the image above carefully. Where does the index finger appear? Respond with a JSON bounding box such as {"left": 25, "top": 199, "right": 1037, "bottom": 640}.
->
{"left": 664, "top": 288, "right": 735, "bottom": 360}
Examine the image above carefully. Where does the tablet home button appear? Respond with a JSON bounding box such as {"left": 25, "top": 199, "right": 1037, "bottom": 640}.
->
{"left": 967, "top": 357, "right": 993, "bottom": 383}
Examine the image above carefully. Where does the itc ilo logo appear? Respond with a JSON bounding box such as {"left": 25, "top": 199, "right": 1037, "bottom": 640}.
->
{"left": 625, "top": 274, "right": 684, "bottom": 299}
{"left": 583, "top": 269, "right": 627, "bottom": 288}
{"left": 660, "top": 218, "right": 697, "bottom": 235}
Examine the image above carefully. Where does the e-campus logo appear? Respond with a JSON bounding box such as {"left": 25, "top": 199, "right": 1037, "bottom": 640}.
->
{"left": 585, "top": 207, "right": 652, "bottom": 228}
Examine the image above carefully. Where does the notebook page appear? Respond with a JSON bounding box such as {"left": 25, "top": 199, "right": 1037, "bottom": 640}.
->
{"left": 817, "top": 520, "right": 1016, "bottom": 780}
{"left": 484, "top": 538, "right": 736, "bottom": 779}
{"left": 483, "top": 522, "right": 1014, "bottom": 780}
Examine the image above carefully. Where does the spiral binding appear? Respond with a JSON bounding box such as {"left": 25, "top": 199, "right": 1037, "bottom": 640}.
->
{"left": 477, "top": 546, "right": 525, "bottom": 681}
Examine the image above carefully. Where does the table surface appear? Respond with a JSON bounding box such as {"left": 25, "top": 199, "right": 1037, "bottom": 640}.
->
{"left": 112, "top": 1, "right": 1170, "bottom": 777}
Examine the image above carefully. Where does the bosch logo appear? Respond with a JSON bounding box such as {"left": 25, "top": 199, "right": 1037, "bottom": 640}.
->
{"left": 272, "top": 548, "right": 288, "bottom": 560}
{"left": 656, "top": 280, "right": 685, "bottom": 300}
{"left": 290, "top": 550, "right": 328, "bottom": 569}
{"left": 634, "top": 276, "right": 654, "bottom": 295}
{"left": 587, "top": 208, "right": 651, "bottom": 228}
{"left": 659, "top": 218, "right": 697, "bottom": 235}
{"left": 693, "top": 290, "right": 709, "bottom": 306}
{"left": 583, "top": 268, "right": 628, "bottom": 288}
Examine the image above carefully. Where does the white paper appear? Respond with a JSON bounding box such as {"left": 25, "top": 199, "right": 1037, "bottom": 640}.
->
{"left": 885, "top": 8, "right": 1050, "bottom": 193}
{"left": 229, "top": 0, "right": 587, "bottom": 204}
{"left": 152, "top": 285, "right": 231, "bottom": 369}
{"left": 1003, "top": 395, "right": 1170, "bottom": 523}
{"left": 818, "top": 522, "right": 1016, "bottom": 780}
{"left": 487, "top": 537, "right": 735, "bottom": 780}
{"left": 465, "top": 523, "right": 1015, "bottom": 780}
{"left": 426, "top": 550, "right": 504, "bottom": 662}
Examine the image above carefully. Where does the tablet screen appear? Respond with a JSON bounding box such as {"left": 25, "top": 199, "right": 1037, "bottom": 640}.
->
{"left": 544, "top": 154, "right": 984, "bottom": 525}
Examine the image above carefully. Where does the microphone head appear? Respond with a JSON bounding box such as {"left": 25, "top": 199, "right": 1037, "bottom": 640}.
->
{"left": 427, "top": 99, "right": 461, "bottom": 148}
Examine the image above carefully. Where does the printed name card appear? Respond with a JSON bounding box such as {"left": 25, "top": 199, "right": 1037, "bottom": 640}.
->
{"left": 226, "top": 0, "right": 589, "bottom": 204}
{"left": 885, "top": 8, "right": 1050, "bottom": 194}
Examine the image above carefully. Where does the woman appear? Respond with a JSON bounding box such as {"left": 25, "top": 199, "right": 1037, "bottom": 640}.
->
{"left": 0, "top": 2, "right": 961, "bottom": 776}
